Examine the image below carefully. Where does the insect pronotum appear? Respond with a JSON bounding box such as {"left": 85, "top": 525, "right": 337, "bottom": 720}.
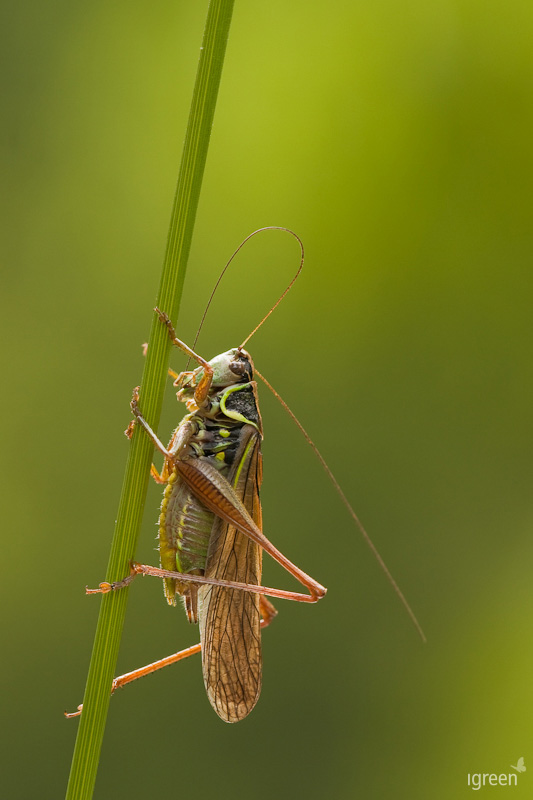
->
{"left": 68, "top": 227, "right": 425, "bottom": 724}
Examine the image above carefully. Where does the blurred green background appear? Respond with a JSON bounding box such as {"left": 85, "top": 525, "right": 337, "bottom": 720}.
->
{"left": 2, "top": 1, "right": 533, "bottom": 797}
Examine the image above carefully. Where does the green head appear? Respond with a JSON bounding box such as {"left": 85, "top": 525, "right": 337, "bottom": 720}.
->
{"left": 208, "top": 348, "right": 254, "bottom": 387}
{"left": 178, "top": 348, "right": 255, "bottom": 400}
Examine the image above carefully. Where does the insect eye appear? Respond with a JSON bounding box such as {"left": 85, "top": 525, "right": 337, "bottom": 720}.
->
{"left": 229, "top": 359, "right": 246, "bottom": 376}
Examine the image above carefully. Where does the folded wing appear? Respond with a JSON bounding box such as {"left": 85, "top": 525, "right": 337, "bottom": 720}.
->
{"left": 198, "top": 425, "right": 263, "bottom": 723}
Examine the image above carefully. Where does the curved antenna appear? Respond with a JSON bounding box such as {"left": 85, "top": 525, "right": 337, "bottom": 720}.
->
{"left": 238, "top": 228, "right": 304, "bottom": 351}
{"left": 255, "top": 367, "right": 427, "bottom": 644}
{"left": 187, "top": 227, "right": 304, "bottom": 365}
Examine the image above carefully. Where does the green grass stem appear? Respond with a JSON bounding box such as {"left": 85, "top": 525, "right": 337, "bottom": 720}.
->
{"left": 65, "top": 2, "right": 235, "bottom": 797}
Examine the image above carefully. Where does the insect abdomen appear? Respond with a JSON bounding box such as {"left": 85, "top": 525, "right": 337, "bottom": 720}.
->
{"left": 159, "top": 469, "right": 212, "bottom": 615}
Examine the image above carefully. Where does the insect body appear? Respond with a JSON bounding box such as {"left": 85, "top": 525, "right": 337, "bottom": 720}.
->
{"left": 156, "top": 345, "right": 266, "bottom": 721}
{"left": 99, "top": 311, "right": 327, "bottom": 723}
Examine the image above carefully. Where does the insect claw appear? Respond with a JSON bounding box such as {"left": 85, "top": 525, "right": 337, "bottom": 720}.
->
{"left": 154, "top": 306, "right": 171, "bottom": 326}
{"left": 130, "top": 386, "right": 141, "bottom": 411}
{"left": 86, "top": 564, "right": 141, "bottom": 597}
{"left": 64, "top": 704, "right": 83, "bottom": 719}
{"left": 86, "top": 582, "right": 113, "bottom": 595}
{"left": 124, "top": 420, "right": 136, "bottom": 439}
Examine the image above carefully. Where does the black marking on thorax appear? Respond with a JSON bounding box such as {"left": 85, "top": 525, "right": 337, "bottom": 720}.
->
{"left": 223, "top": 383, "right": 260, "bottom": 426}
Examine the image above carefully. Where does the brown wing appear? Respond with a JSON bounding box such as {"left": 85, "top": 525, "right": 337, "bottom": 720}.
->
{"left": 197, "top": 425, "right": 263, "bottom": 723}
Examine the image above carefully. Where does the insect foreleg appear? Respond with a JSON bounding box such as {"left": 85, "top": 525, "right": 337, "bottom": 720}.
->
{"left": 155, "top": 308, "right": 214, "bottom": 406}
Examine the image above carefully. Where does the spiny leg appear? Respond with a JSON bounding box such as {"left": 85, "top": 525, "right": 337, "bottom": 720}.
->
{"left": 176, "top": 459, "right": 327, "bottom": 601}
{"left": 87, "top": 561, "right": 323, "bottom": 605}
{"left": 66, "top": 596, "right": 278, "bottom": 719}
{"left": 97, "top": 435, "right": 327, "bottom": 603}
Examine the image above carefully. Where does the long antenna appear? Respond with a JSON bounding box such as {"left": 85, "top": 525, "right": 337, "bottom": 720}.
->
{"left": 187, "top": 227, "right": 304, "bottom": 367}
{"left": 255, "top": 367, "right": 427, "bottom": 644}
{"left": 238, "top": 229, "right": 304, "bottom": 351}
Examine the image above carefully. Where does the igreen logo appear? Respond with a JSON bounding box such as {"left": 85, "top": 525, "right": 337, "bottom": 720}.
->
{"left": 467, "top": 760, "right": 525, "bottom": 790}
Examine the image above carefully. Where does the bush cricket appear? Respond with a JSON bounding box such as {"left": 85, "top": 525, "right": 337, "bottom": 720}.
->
{"left": 68, "top": 227, "right": 425, "bottom": 724}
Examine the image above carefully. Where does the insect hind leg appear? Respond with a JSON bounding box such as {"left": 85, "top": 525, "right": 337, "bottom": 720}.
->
{"left": 67, "top": 594, "right": 278, "bottom": 719}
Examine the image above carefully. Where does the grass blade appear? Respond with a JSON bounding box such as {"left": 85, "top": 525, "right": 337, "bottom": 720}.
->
{"left": 65, "top": 2, "right": 235, "bottom": 797}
